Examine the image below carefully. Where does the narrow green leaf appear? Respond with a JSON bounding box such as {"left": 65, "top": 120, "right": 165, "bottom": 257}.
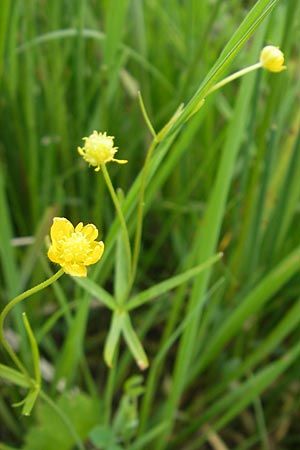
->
{"left": 198, "top": 245, "right": 300, "bottom": 373}
{"left": 16, "top": 29, "right": 172, "bottom": 91}
{"left": 130, "top": 422, "right": 168, "bottom": 450}
{"left": 104, "top": 0, "right": 130, "bottom": 68}
{"left": 74, "top": 277, "right": 116, "bottom": 310}
{"left": 20, "top": 387, "right": 40, "bottom": 416}
{"left": 127, "top": 253, "right": 222, "bottom": 311}
{"left": 211, "top": 342, "right": 300, "bottom": 437}
{"left": 0, "top": 0, "right": 11, "bottom": 80}
{"left": 122, "top": 313, "right": 149, "bottom": 370}
{"left": 177, "top": 0, "right": 280, "bottom": 126}
{"left": 180, "top": 342, "right": 300, "bottom": 450}
{"left": 54, "top": 296, "right": 90, "bottom": 388}
{"left": 0, "top": 364, "right": 31, "bottom": 388}
{"left": 104, "top": 312, "right": 125, "bottom": 368}
{"left": 0, "top": 165, "right": 20, "bottom": 298}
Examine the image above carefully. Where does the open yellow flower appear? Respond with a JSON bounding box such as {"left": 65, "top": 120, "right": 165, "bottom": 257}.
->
{"left": 78, "top": 131, "right": 127, "bottom": 171}
{"left": 260, "top": 46, "right": 286, "bottom": 73}
{"left": 48, "top": 217, "right": 104, "bottom": 277}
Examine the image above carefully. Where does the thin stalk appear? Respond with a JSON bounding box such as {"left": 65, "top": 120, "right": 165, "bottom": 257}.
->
{"left": 0, "top": 269, "right": 64, "bottom": 379}
{"left": 101, "top": 163, "right": 132, "bottom": 283}
{"left": 130, "top": 138, "right": 158, "bottom": 286}
{"left": 22, "top": 312, "right": 41, "bottom": 386}
{"left": 206, "top": 62, "right": 262, "bottom": 96}
{"left": 138, "top": 91, "right": 157, "bottom": 138}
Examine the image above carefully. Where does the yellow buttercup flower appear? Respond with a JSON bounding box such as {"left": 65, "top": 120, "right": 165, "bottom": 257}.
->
{"left": 48, "top": 217, "right": 104, "bottom": 277}
{"left": 78, "top": 130, "right": 128, "bottom": 171}
{"left": 260, "top": 46, "right": 286, "bottom": 73}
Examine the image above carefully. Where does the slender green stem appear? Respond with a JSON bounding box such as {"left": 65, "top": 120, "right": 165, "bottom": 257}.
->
{"left": 101, "top": 163, "right": 132, "bottom": 283}
{"left": 0, "top": 269, "right": 64, "bottom": 379}
{"left": 206, "top": 62, "right": 262, "bottom": 96}
{"left": 130, "top": 139, "right": 158, "bottom": 287}
{"left": 130, "top": 101, "right": 185, "bottom": 289}
{"left": 40, "top": 390, "right": 85, "bottom": 450}
{"left": 138, "top": 91, "right": 157, "bottom": 138}
{"left": 22, "top": 312, "right": 41, "bottom": 385}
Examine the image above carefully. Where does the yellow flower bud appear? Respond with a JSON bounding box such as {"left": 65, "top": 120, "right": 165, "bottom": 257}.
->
{"left": 259, "top": 46, "right": 286, "bottom": 73}
{"left": 48, "top": 217, "right": 104, "bottom": 277}
{"left": 78, "top": 131, "right": 127, "bottom": 171}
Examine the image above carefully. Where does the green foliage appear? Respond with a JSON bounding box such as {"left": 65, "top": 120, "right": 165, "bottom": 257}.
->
{"left": 22, "top": 391, "right": 101, "bottom": 450}
{"left": 90, "top": 375, "right": 144, "bottom": 449}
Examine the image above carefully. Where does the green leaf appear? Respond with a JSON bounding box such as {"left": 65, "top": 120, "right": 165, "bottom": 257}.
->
{"left": 74, "top": 277, "right": 116, "bottom": 310}
{"left": 104, "top": 311, "right": 125, "bottom": 368}
{"left": 198, "top": 245, "right": 300, "bottom": 373}
{"left": 0, "top": 166, "right": 20, "bottom": 298}
{"left": 122, "top": 313, "right": 149, "bottom": 370}
{"left": 23, "top": 391, "right": 101, "bottom": 450}
{"left": 127, "top": 253, "right": 222, "bottom": 310}
{"left": 20, "top": 387, "right": 40, "bottom": 417}
{"left": 0, "top": 364, "right": 30, "bottom": 388}
{"left": 104, "top": 0, "right": 130, "bottom": 68}
{"left": 53, "top": 296, "right": 89, "bottom": 388}
{"left": 129, "top": 422, "right": 168, "bottom": 450}
{"left": 177, "top": 0, "right": 280, "bottom": 125}
{"left": 0, "top": 0, "right": 11, "bottom": 80}
{"left": 113, "top": 375, "right": 144, "bottom": 442}
{"left": 194, "top": 342, "right": 300, "bottom": 448}
{"left": 0, "top": 444, "right": 20, "bottom": 450}
{"left": 89, "top": 425, "right": 115, "bottom": 447}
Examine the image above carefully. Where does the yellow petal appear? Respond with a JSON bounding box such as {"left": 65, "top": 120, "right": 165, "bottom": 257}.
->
{"left": 47, "top": 245, "right": 60, "bottom": 264}
{"left": 80, "top": 224, "right": 99, "bottom": 241}
{"left": 50, "top": 217, "right": 74, "bottom": 242}
{"left": 75, "top": 222, "right": 84, "bottom": 232}
{"left": 63, "top": 263, "right": 87, "bottom": 277}
{"left": 85, "top": 241, "right": 104, "bottom": 265}
{"left": 112, "top": 158, "right": 128, "bottom": 165}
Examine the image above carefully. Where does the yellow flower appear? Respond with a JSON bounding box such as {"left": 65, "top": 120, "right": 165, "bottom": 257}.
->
{"left": 48, "top": 217, "right": 104, "bottom": 277}
{"left": 260, "top": 46, "right": 286, "bottom": 73}
{"left": 78, "top": 131, "right": 128, "bottom": 171}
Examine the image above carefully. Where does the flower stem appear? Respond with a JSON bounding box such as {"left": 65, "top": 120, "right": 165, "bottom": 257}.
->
{"left": 22, "top": 312, "right": 41, "bottom": 385}
{"left": 0, "top": 268, "right": 64, "bottom": 378}
{"left": 131, "top": 138, "right": 158, "bottom": 287}
{"left": 138, "top": 91, "right": 157, "bottom": 138}
{"left": 129, "top": 63, "right": 263, "bottom": 292}
{"left": 101, "top": 163, "right": 132, "bottom": 279}
{"left": 206, "top": 62, "right": 262, "bottom": 96}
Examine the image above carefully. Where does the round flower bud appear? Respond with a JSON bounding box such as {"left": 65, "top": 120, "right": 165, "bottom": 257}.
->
{"left": 260, "top": 46, "right": 286, "bottom": 73}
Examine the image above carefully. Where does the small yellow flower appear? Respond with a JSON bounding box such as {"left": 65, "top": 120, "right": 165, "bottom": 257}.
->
{"left": 260, "top": 46, "right": 286, "bottom": 73}
{"left": 48, "top": 217, "right": 104, "bottom": 277}
{"left": 78, "top": 131, "right": 128, "bottom": 171}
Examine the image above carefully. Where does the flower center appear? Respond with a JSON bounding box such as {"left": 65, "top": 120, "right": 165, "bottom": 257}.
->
{"left": 85, "top": 135, "right": 113, "bottom": 163}
{"left": 60, "top": 232, "right": 91, "bottom": 263}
